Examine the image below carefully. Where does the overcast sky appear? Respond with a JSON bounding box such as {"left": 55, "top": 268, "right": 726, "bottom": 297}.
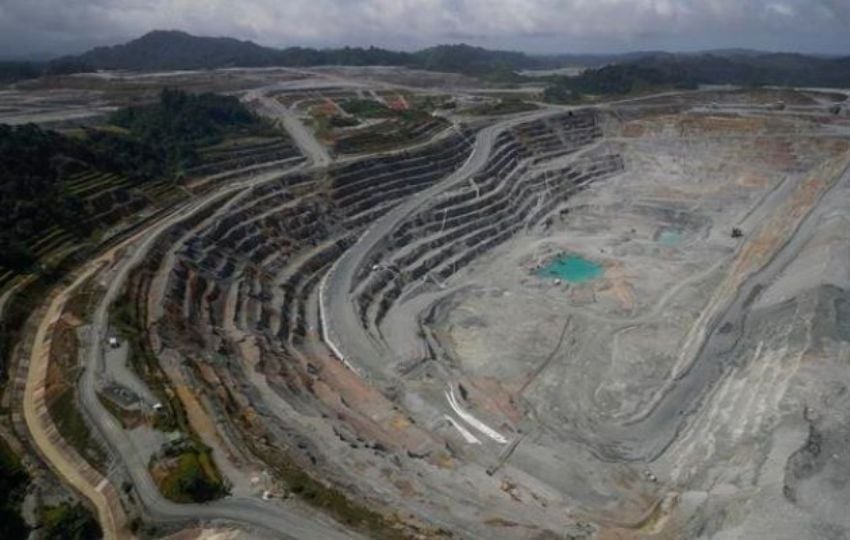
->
{"left": 1, "top": 0, "right": 849, "bottom": 59}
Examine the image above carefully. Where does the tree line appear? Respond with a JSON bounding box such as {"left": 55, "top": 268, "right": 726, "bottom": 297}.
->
{"left": 0, "top": 89, "right": 261, "bottom": 272}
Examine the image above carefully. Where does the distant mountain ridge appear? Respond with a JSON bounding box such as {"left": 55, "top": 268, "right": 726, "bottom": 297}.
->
{"left": 67, "top": 30, "right": 412, "bottom": 70}
{"left": 22, "top": 30, "right": 850, "bottom": 90}
{"left": 61, "top": 31, "right": 658, "bottom": 72}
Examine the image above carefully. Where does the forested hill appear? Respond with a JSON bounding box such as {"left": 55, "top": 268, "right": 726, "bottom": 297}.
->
{"left": 633, "top": 52, "right": 850, "bottom": 88}
{"left": 60, "top": 30, "right": 414, "bottom": 70}
{"left": 4, "top": 30, "right": 849, "bottom": 89}
{"left": 0, "top": 89, "right": 261, "bottom": 273}
{"left": 540, "top": 52, "right": 850, "bottom": 102}
{"left": 74, "top": 30, "right": 284, "bottom": 70}
{"left": 61, "top": 31, "right": 530, "bottom": 72}
{"left": 50, "top": 31, "right": 648, "bottom": 75}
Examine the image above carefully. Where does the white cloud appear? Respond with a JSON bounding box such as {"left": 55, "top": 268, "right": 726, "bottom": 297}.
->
{"left": 767, "top": 3, "right": 795, "bottom": 17}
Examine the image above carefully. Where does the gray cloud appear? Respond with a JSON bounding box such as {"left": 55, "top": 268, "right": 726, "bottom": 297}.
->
{"left": 818, "top": 0, "right": 850, "bottom": 24}
{"left": 1, "top": 0, "right": 848, "bottom": 58}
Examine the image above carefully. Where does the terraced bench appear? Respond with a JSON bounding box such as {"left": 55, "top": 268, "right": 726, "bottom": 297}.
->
{"left": 347, "top": 115, "right": 622, "bottom": 343}
{"left": 152, "top": 128, "right": 475, "bottom": 371}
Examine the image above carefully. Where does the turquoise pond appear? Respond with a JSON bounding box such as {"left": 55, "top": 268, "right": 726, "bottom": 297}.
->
{"left": 657, "top": 229, "right": 683, "bottom": 246}
{"left": 538, "top": 254, "right": 603, "bottom": 283}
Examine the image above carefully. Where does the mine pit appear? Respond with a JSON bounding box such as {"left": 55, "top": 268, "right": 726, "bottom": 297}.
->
{"left": 9, "top": 69, "right": 850, "bottom": 539}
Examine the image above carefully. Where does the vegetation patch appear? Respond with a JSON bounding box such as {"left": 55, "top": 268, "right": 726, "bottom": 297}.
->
{"left": 328, "top": 115, "right": 361, "bottom": 128}
{"left": 332, "top": 109, "right": 448, "bottom": 155}
{"left": 110, "top": 88, "right": 260, "bottom": 173}
{"left": 47, "top": 388, "right": 107, "bottom": 468}
{"left": 0, "top": 89, "right": 263, "bottom": 279}
{"left": 306, "top": 93, "right": 459, "bottom": 155}
{"left": 150, "top": 443, "right": 227, "bottom": 503}
{"left": 40, "top": 502, "right": 102, "bottom": 540}
{"left": 542, "top": 64, "right": 698, "bottom": 103}
{"left": 339, "top": 98, "right": 395, "bottom": 118}
{"left": 189, "top": 131, "right": 300, "bottom": 180}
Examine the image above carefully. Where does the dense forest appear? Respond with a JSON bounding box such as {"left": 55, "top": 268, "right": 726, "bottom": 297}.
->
{"left": 542, "top": 53, "right": 850, "bottom": 102}
{"left": 0, "top": 438, "right": 29, "bottom": 538}
{"left": 0, "top": 124, "right": 103, "bottom": 269}
{"left": 0, "top": 89, "right": 261, "bottom": 272}
{"left": 0, "top": 61, "right": 44, "bottom": 84}
{"left": 542, "top": 64, "right": 698, "bottom": 102}
{"left": 109, "top": 88, "right": 258, "bottom": 172}
{"left": 0, "top": 58, "right": 94, "bottom": 84}
{"left": 633, "top": 53, "right": 850, "bottom": 88}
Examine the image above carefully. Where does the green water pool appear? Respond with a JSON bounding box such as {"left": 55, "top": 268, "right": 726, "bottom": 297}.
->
{"left": 538, "top": 254, "right": 603, "bottom": 283}
{"left": 657, "top": 229, "right": 683, "bottom": 246}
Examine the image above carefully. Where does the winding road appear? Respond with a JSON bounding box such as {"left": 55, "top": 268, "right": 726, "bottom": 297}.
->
{"left": 320, "top": 107, "right": 564, "bottom": 379}
{"left": 20, "top": 85, "right": 765, "bottom": 537}
{"left": 24, "top": 168, "right": 358, "bottom": 539}
{"left": 80, "top": 199, "right": 356, "bottom": 539}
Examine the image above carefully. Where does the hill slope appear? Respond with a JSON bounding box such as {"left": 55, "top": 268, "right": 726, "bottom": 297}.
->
{"left": 73, "top": 30, "right": 283, "bottom": 70}
{"left": 634, "top": 52, "right": 850, "bottom": 87}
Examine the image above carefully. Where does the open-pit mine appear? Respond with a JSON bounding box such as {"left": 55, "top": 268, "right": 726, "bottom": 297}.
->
{"left": 6, "top": 68, "right": 850, "bottom": 539}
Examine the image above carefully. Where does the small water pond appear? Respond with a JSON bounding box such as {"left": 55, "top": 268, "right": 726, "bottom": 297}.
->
{"left": 537, "top": 254, "right": 603, "bottom": 283}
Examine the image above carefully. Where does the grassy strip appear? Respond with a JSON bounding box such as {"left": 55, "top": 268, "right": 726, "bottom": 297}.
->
{"left": 47, "top": 388, "right": 107, "bottom": 471}
{"left": 339, "top": 98, "right": 395, "bottom": 118}
{"left": 328, "top": 115, "right": 361, "bottom": 128}
{"left": 45, "top": 283, "right": 108, "bottom": 471}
